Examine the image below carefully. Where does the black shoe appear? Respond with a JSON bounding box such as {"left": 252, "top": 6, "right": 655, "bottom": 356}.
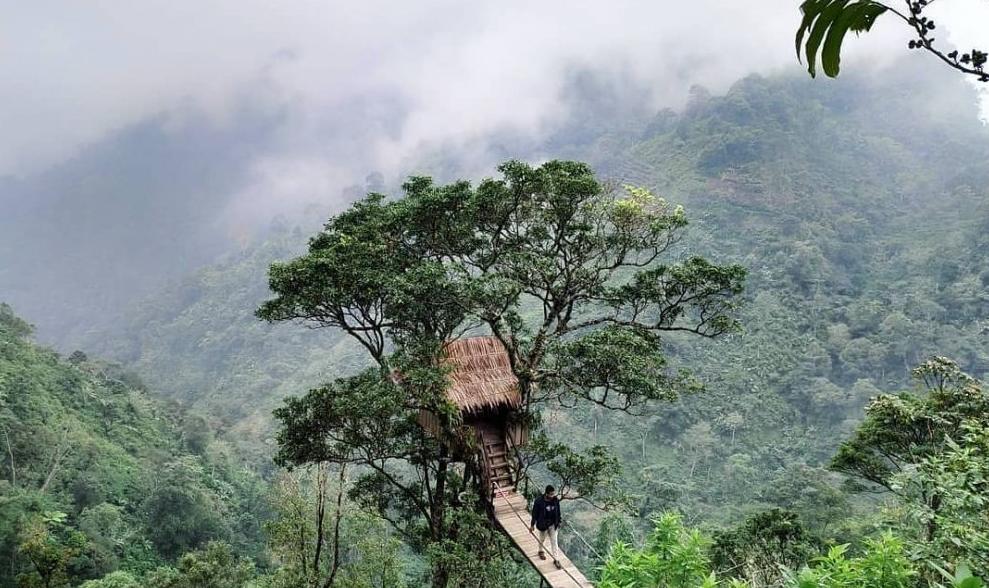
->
{"left": 538, "top": 551, "right": 546, "bottom": 560}
{"left": 554, "top": 559, "right": 562, "bottom": 569}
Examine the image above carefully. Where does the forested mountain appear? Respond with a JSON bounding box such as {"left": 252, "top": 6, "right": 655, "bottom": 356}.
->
{"left": 75, "top": 227, "right": 365, "bottom": 459}
{"left": 0, "top": 108, "right": 282, "bottom": 348}
{"left": 77, "top": 66, "right": 989, "bottom": 520}
{"left": 0, "top": 304, "right": 269, "bottom": 586}
{"left": 575, "top": 68, "right": 989, "bottom": 528}
{"left": 6, "top": 62, "right": 989, "bottom": 587}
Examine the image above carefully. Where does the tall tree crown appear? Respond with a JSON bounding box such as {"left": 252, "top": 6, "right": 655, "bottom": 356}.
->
{"left": 258, "top": 160, "right": 746, "bottom": 414}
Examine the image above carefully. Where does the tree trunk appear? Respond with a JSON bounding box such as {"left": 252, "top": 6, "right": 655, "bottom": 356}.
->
{"left": 433, "top": 445, "right": 449, "bottom": 535}
{"left": 926, "top": 492, "right": 941, "bottom": 542}
{"left": 1, "top": 425, "right": 15, "bottom": 487}
{"left": 313, "top": 465, "right": 328, "bottom": 586}
{"left": 323, "top": 465, "right": 346, "bottom": 588}
{"left": 432, "top": 564, "right": 450, "bottom": 588}
{"left": 40, "top": 441, "right": 69, "bottom": 494}
{"left": 431, "top": 444, "right": 450, "bottom": 588}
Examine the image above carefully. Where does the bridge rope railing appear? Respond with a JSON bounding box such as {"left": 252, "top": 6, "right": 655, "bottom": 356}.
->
{"left": 563, "top": 520, "right": 604, "bottom": 563}
{"left": 491, "top": 480, "right": 589, "bottom": 587}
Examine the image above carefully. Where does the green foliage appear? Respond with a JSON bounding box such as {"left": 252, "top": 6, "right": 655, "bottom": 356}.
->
{"left": 259, "top": 161, "right": 745, "bottom": 414}
{"left": 795, "top": 0, "right": 989, "bottom": 82}
{"left": 156, "top": 541, "right": 256, "bottom": 588}
{"left": 712, "top": 509, "right": 819, "bottom": 586}
{"left": 328, "top": 517, "right": 409, "bottom": 588}
{"left": 832, "top": 357, "right": 989, "bottom": 493}
{"left": 424, "top": 507, "right": 535, "bottom": 588}
{"left": 15, "top": 515, "right": 80, "bottom": 588}
{"left": 0, "top": 305, "right": 268, "bottom": 586}
{"left": 796, "top": 0, "right": 888, "bottom": 78}
{"left": 601, "top": 517, "right": 985, "bottom": 588}
{"left": 80, "top": 571, "right": 142, "bottom": 588}
{"left": 273, "top": 370, "right": 423, "bottom": 472}
{"left": 66, "top": 71, "right": 989, "bottom": 559}
{"left": 830, "top": 359, "right": 989, "bottom": 584}
{"left": 600, "top": 513, "right": 748, "bottom": 588}
{"left": 143, "top": 457, "right": 232, "bottom": 560}
{"left": 789, "top": 534, "right": 915, "bottom": 588}
{"left": 758, "top": 467, "right": 853, "bottom": 538}
{"left": 263, "top": 467, "right": 410, "bottom": 588}
{"left": 949, "top": 566, "right": 986, "bottom": 588}
{"left": 545, "top": 444, "right": 623, "bottom": 505}
{"left": 0, "top": 303, "right": 34, "bottom": 339}
{"left": 550, "top": 325, "right": 701, "bottom": 410}
{"left": 892, "top": 422, "right": 989, "bottom": 580}
{"left": 260, "top": 160, "right": 744, "bottom": 586}
{"left": 27, "top": 69, "right": 989, "bottom": 587}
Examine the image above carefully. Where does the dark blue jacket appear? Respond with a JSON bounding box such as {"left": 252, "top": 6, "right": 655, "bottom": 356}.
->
{"left": 531, "top": 495, "right": 561, "bottom": 531}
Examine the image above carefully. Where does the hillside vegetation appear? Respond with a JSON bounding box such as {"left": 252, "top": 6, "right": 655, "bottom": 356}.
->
{"left": 82, "top": 68, "right": 989, "bottom": 516}
{"left": 23, "top": 65, "right": 989, "bottom": 586}
{"left": 0, "top": 304, "right": 268, "bottom": 586}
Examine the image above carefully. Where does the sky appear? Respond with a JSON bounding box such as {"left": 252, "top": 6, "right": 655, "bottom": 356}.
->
{"left": 0, "top": 1, "right": 986, "bottom": 222}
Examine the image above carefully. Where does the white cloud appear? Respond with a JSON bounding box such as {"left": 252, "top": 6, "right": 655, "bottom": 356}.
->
{"left": 934, "top": 0, "right": 989, "bottom": 120}
{"left": 0, "top": 0, "right": 983, "bottom": 187}
{"left": 0, "top": 2, "right": 839, "bottom": 172}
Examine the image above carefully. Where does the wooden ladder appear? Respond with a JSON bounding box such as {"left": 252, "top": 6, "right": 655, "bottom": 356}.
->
{"left": 480, "top": 425, "right": 513, "bottom": 492}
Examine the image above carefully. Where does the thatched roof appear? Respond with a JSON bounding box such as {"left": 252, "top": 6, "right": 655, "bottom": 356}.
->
{"left": 443, "top": 336, "right": 521, "bottom": 414}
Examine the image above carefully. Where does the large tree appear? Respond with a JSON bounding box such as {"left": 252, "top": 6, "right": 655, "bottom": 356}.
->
{"left": 831, "top": 357, "right": 989, "bottom": 580}
{"left": 258, "top": 160, "right": 745, "bottom": 586}
{"left": 832, "top": 357, "right": 989, "bottom": 496}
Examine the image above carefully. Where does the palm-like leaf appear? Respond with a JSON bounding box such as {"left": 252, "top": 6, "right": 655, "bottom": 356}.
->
{"left": 796, "top": 0, "right": 888, "bottom": 78}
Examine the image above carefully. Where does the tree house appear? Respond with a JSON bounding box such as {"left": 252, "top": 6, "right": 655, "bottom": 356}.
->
{"left": 419, "top": 336, "right": 593, "bottom": 587}
{"left": 418, "top": 336, "right": 528, "bottom": 493}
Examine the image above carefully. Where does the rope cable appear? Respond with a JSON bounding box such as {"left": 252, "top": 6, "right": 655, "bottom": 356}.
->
{"left": 563, "top": 520, "right": 604, "bottom": 562}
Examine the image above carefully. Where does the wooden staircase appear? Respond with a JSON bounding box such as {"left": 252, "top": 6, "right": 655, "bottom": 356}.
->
{"left": 480, "top": 425, "right": 514, "bottom": 491}
{"left": 476, "top": 424, "right": 594, "bottom": 588}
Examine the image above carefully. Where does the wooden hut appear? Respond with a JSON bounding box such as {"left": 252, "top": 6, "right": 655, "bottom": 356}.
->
{"left": 418, "top": 336, "right": 527, "bottom": 448}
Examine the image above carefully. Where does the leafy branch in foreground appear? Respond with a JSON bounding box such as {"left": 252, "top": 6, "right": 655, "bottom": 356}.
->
{"left": 832, "top": 357, "right": 989, "bottom": 583}
{"left": 600, "top": 514, "right": 987, "bottom": 587}
{"left": 796, "top": 0, "right": 988, "bottom": 82}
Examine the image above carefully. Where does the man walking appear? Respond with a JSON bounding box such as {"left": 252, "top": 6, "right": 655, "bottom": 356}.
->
{"left": 530, "top": 485, "right": 562, "bottom": 568}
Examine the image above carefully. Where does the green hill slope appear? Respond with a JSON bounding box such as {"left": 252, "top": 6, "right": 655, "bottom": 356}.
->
{"left": 75, "top": 66, "right": 989, "bottom": 539}
{"left": 555, "top": 69, "right": 989, "bottom": 533}
{"left": 0, "top": 304, "right": 268, "bottom": 587}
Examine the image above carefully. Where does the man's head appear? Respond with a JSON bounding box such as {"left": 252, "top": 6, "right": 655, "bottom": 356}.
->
{"left": 544, "top": 485, "right": 556, "bottom": 499}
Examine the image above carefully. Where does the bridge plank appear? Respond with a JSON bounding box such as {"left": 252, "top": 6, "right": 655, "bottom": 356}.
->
{"left": 491, "top": 490, "right": 593, "bottom": 587}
